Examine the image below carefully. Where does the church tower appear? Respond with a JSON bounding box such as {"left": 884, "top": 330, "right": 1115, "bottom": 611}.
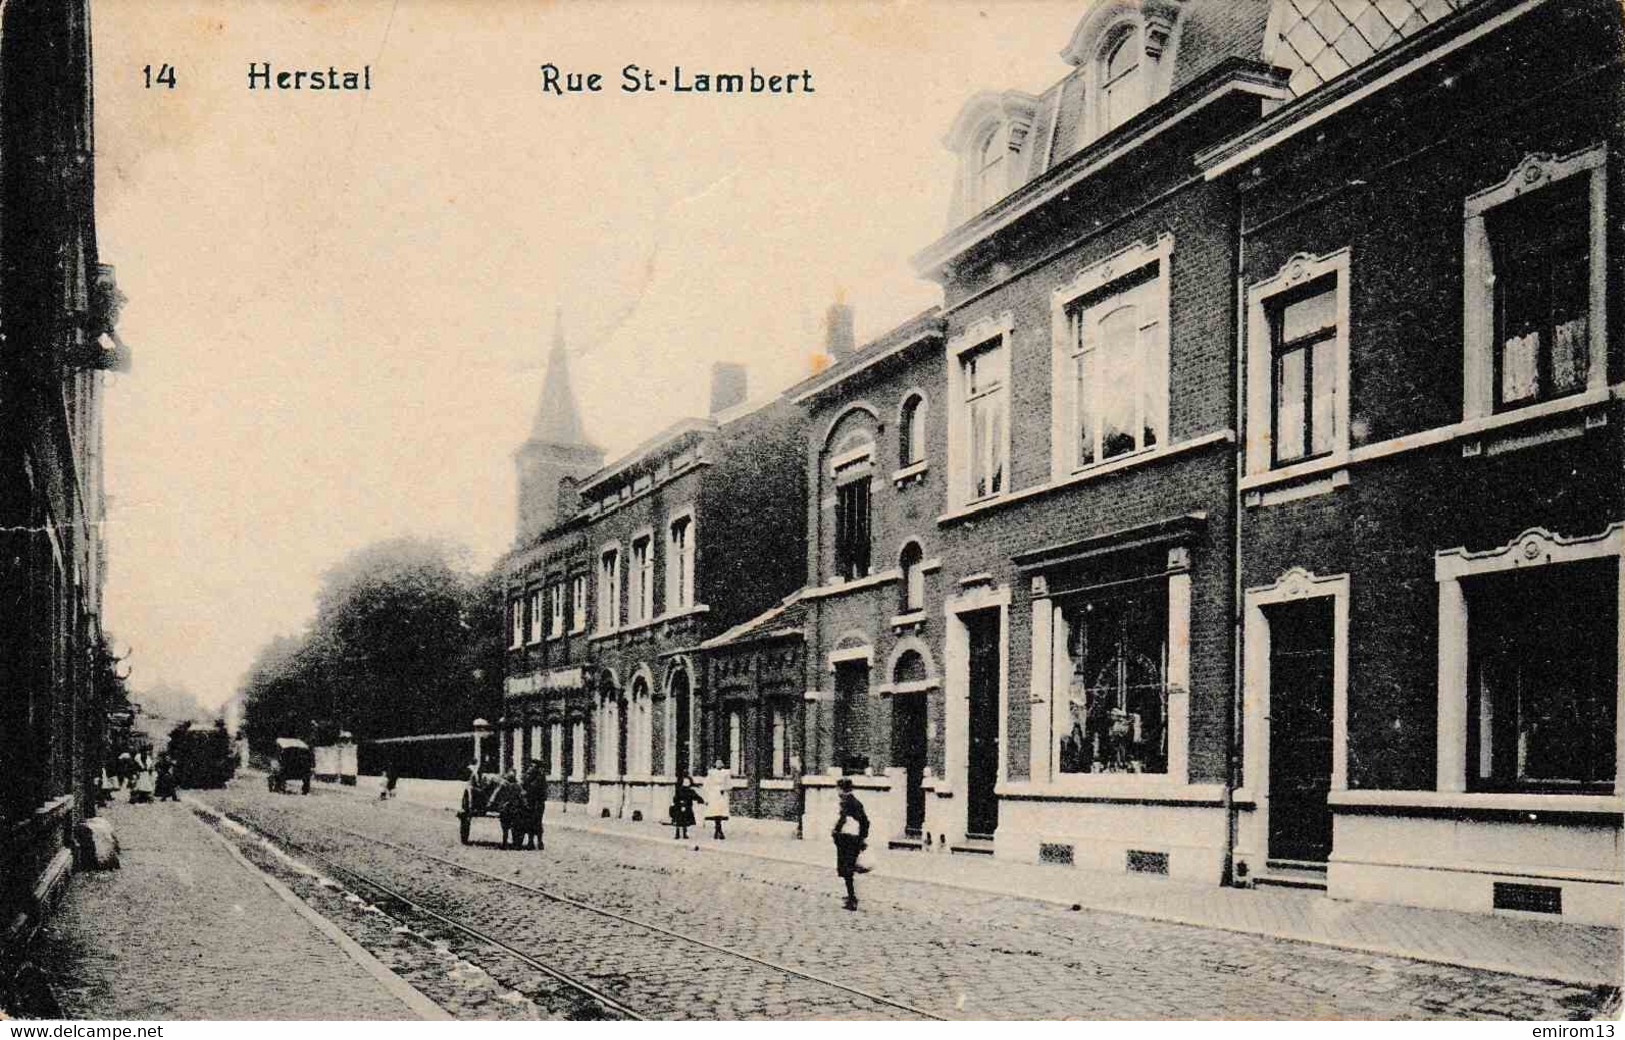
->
{"left": 514, "top": 311, "right": 604, "bottom": 545}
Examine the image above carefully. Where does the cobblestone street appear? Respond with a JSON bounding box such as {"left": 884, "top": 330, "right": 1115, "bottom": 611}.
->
{"left": 189, "top": 781, "right": 1616, "bottom": 1020}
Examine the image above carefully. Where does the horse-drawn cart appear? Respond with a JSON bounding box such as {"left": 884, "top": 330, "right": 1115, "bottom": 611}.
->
{"left": 458, "top": 770, "right": 544, "bottom": 848}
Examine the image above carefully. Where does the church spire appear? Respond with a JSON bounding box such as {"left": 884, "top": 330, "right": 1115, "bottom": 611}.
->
{"left": 530, "top": 307, "right": 590, "bottom": 447}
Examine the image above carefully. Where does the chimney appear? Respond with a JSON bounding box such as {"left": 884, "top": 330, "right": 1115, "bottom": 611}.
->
{"left": 556, "top": 475, "right": 583, "bottom": 521}
{"left": 709, "top": 361, "right": 749, "bottom": 415}
{"left": 825, "top": 298, "right": 855, "bottom": 360}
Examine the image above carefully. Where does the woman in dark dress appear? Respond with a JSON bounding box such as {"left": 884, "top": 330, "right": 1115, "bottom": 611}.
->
{"left": 670, "top": 774, "right": 703, "bottom": 840}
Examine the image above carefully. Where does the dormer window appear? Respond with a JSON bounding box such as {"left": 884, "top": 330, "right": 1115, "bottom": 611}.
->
{"left": 1099, "top": 26, "right": 1143, "bottom": 133}
{"left": 975, "top": 125, "right": 1009, "bottom": 212}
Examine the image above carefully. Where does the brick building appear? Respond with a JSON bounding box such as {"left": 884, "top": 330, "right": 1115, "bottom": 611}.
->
{"left": 1198, "top": 0, "right": 1624, "bottom": 922}
{"left": 0, "top": 0, "right": 125, "bottom": 981}
{"left": 907, "top": 3, "right": 1286, "bottom": 875}
{"left": 501, "top": 333, "right": 806, "bottom": 824}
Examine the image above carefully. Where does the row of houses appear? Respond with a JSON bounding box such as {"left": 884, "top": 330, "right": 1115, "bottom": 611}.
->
{"left": 501, "top": 0, "right": 1623, "bottom": 925}
{"left": 0, "top": 0, "right": 124, "bottom": 989}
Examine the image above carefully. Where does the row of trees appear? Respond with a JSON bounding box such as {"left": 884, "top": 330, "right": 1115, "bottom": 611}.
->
{"left": 239, "top": 538, "right": 506, "bottom": 754}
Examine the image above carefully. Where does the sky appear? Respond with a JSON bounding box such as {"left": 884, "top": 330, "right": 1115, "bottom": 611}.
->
{"left": 93, "top": 0, "right": 1090, "bottom": 709}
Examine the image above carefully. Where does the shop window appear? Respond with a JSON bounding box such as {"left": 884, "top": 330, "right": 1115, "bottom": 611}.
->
{"left": 1466, "top": 559, "right": 1617, "bottom": 793}
{"left": 1269, "top": 279, "right": 1339, "bottom": 466}
{"left": 1056, "top": 584, "right": 1169, "bottom": 775}
{"left": 899, "top": 393, "right": 927, "bottom": 466}
{"left": 628, "top": 677, "right": 653, "bottom": 776}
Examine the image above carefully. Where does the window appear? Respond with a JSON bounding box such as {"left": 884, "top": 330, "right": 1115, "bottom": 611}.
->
{"left": 628, "top": 677, "right": 652, "bottom": 776}
{"left": 527, "top": 590, "right": 544, "bottom": 644}
{"left": 549, "top": 583, "right": 565, "bottom": 638}
{"left": 1099, "top": 26, "right": 1143, "bottom": 133}
{"left": 728, "top": 710, "right": 745, "bottom": 777}
{"left": 570, "top": 720, "right": 585, "bottom": 780}
{"left": 548, "top": 722, "right": 563, "bottom": 780}
{"left": 570, "top": 574, "right": 587, "bottom": 633}
{"left": 1056, "top": 584, "right": 1168, "bottom": 775}
{"left": 1464, "top": 147, "right": 1606, "bottom": 420}
{"left": 769, "top": 705, "right": 789, "bottom": 778}
{"left": 597, "top": 548, "right": 620, "bottom": 633}
{"left": 1466, "top": 560, "right": 1617, "bottom": 793}
{"left": 961, "top": 338, "right": 1008, "bottom": 501}
{"left": 1489, "top": 179, "right": 1590, "bottom": 411}
{"left": 630, "top": 535, "right": 653, "bottom": 623}
{"left": 1066, "top": 268, "right": 1165, "bottom": 468}
{"left": 899, "top": 393, "right": 927, "bottom": 467}
{"left": 509, "top": 599, "right": 524, "bottom": 649}
{"left": 899, "top": 542, "right": 925, "bottom": 613}
{"left": 1244, "top": 249, "right": 1349, "bottom": 475}
{"left": 1269, "top": 280, "right": 1338, "bottom": 465}
{"left": 667, "top": 515, "right": 694, "bottom": 611}
{"left": 833, "top": 465, "right": 872, "bottom": 581}
{"left": 975, "top": 125, "right": 1007, "bottom": 211}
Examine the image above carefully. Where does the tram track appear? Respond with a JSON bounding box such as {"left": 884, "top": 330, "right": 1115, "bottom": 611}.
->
{"left": 213, "top": 802, "right": 947, "bottom": 1021}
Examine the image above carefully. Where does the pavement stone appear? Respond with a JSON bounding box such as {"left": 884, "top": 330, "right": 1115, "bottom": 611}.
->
{"left": 30, "top": 799, "right": 428, "bottom": 1020}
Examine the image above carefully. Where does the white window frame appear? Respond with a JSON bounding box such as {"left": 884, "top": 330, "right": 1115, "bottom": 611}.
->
{"left": 1462, "top": 145, "right": 1608, "bottom": 421}
{"left": 728, "top": 709, "right": 744, "bottom": 777}
{"left": 1434, "top": 524, "right": 1624, "bottom": 798}
{"left": 1050, "top": 234, "right": 1173, "bottom": 480}
{"left": 630, "top": 530, "right": 655, "bottom": 624}
{"left": 570, "top": 573, "right": 588, "bottom": 634}
{"left": 1096, "top": 21, "right": 1145, "bottom": 136}
{"left": 770, "top": 705, "right": 788, "bottom": 778}
{"left": 1245, "top": 249, "right": 1352, "bottom": 477}
{"left": 628, "top": 675, "right": 653, "bottom": 777}
{"left": 548, "top": 583, "right": 565, "bottom": 639}
{"left": 946, "top": 311, "right": 1015, "bottom": 509}
{"left": 596, "top": 544, "right": 621, "bottom": 634}
{"left": 570, "top": 720, "right": 585, "bottom": 780}
{"left": 899, "top": 540, "right": 925, "bottom": 613}
{"left": 666, "top": 508, "right": 696, "bottom": 613}
{"left": 898, "top": 390, "right": 929, "bottom": 469}
{"left": 548, "top": 722, "right": 564, "bottom": 780}
{"left": 509, "top": 598, "right": 524, "bottom": 649}
{"left": 527, "top": 589, "right": 544, "bottom": 644}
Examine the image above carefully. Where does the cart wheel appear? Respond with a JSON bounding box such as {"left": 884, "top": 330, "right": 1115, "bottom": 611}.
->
{"left": 459, "top": 814, "right": 471, "bottom": 845}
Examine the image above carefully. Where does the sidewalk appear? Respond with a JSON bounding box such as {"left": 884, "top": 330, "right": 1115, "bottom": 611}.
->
{"left": 368, "top": 774, "right": 1622, "bottom": 990}
{"left": 29, "top": 799, "right": 441, "bottom": 1020}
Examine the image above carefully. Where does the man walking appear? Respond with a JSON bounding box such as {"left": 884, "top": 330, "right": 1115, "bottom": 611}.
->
{"left": 831, "top": 777, "right": 870, "bottom": 911}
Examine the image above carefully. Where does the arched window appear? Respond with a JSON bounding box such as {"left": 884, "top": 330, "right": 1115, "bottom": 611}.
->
{"left": 893, "top": 650, "right": 928, "bottom": 686}
{"left": 899, "top": 541, "right": 925, "bottom": 613}
{"left": 975, "top": 124, "right": 1007, "bottom": 210}
{"left": 1099, "top": 26, "right": 1143, "bottom": 133}
{"left": 629, "top": 676, "right": 652, "bottom": 775}
{"left": 899, "top": 393, "right": 927, "bottom": 466}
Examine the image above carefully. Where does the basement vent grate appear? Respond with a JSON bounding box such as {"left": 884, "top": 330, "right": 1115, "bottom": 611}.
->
{"left": 1493, "top": 882, "right": 1562, "bottom": 915}
{"left": 1126, "top": 849, "right": 1170, "bottom": 876}
{"left": 1038, "top": 843, "right": 1075, "bottom": 866}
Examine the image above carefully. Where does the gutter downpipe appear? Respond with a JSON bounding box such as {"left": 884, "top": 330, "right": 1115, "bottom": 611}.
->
{"left": 1222, "top": 172, "right": 1247, "bottom": 889}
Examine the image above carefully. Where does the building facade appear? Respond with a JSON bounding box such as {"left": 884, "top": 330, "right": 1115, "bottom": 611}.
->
{"left": 501, "top": 346, "right": 807, "bottom": 824}
{"left": 0, "top": 0, "right": 125, "bottom": 982}
{"left": 1201, "top": 0, "right": 1624, "bottom": 922}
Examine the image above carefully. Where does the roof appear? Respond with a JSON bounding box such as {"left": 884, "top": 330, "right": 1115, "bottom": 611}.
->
{"left": 529, "top": 309, "right": 597, "bottom": 449}
{"left": 788, "top": 308, "right": 945, "bottom": 404}
{"left": 699, "top": 591, "right": 809, "bottom": 651}
{"left": 576, "top": 417, "right": 715, "bottom": 499}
